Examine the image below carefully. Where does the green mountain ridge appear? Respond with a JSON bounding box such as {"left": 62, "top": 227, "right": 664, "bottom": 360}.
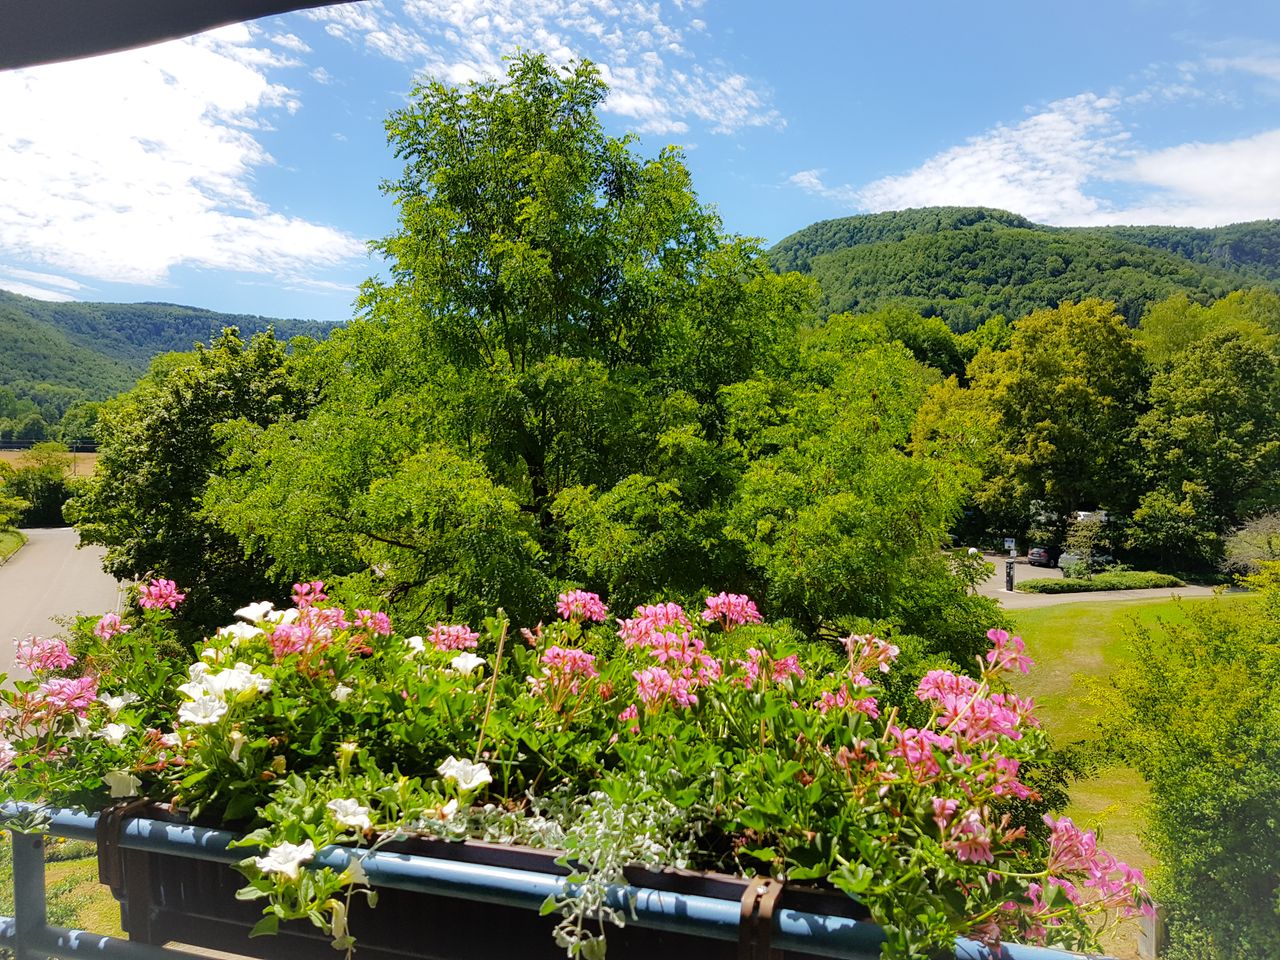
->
{"left": 0, "top": 289, "right": 334, "bottom": 422}
{"left": 769, "top": 207, "right": 1280, "bottom": 331}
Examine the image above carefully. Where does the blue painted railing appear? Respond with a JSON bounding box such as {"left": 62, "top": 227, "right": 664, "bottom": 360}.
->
{"left": 0, "top": 805, "right": 1103, "bottom": 960}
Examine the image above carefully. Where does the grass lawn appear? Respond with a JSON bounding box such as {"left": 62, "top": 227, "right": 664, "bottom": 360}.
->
{"left": 1009, "top": 592, "right": 1256, "bottom": 959}
{"left": 0, "top": 836, "right": 124, "bottom": 939}
{"left": 0, "top": 449, "right": 98, "bottom": 475}
{"left": 0, "top": 527, "right": 26, "bottom": 563}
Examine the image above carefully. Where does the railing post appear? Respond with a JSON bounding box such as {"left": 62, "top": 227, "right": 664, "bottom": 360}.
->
{"left": 11, "top": 831, "right": 47, "bottom": 960}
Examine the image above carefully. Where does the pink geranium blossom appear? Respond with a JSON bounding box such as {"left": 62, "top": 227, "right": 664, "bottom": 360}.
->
{"left": 93, "top": 614, "right": 131, "bottom": 641}
{"left": 617, "top": 602, "right": 691, "bottom": 647}
{"left": 528, "top": 646, "right": 599, "bottom": 702}
{"left": 428, "top": 623, "right": 480, "bottom": 651}
{"left": 633, "top": 665, "right": 699, "bottom": 709}
{"left": 841, "top": 634, "right": 900, "bottom": 674}
{"left": 38, "top": 675, "right": 99, "bottom": 716}
{"left": 986, "top": 629, "right": 1034, "bottom": 675}
{"left": 354, "top": 609, "right": 393, "bottom": 637}
{"left": 701, "top": 592, "right": 762, "bottom": 632}
{"left": 139, "top": 578, "right": 185, "bottom": 610}
{"left": 946, "top": 808, "right": 994, "bottom": 863}
{"left": 737, "top": 648, "right": 805, "bottom": 687}
{"left": 556, "top": 590, "right": 609, "bottom": 623}
{"left": 15, "top": 636, "right": 75, "bottom": 673}
{"left": 291, "top": 581, "right": 328, "bottom": 609}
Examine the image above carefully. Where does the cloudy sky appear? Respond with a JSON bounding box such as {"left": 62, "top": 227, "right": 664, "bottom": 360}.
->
{"left": 1, "top": 0, "right": 1278, "bottom": 319}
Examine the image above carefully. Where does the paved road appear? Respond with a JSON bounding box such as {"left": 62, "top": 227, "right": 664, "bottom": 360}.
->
{"left": 0, "top": 527, "right": 122, "bottom": 676}
{"left": 974, "top": 553, "right": 1222, "bottom": 609}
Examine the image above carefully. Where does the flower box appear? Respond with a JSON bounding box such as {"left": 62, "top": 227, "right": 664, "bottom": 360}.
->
{"left": 97, "top": 804, "right": 873, "bottom": 960}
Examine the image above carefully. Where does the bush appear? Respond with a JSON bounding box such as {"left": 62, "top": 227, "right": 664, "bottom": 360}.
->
{"left": 1016, "top": 571, "right": 1184, "bottom": 594}
{"left": 1110, "top": 565, "right": 1280, "bottom": 959}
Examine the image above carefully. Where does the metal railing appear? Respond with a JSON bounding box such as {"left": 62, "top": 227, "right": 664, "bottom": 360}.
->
{"left": 0, "top": 805, "right": 1095, "bottom": 960}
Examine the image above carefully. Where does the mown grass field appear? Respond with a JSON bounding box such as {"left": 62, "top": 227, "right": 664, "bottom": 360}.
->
{"left": 0, "top": 835, "right": 124, "bottom": 940}
{"left": 1009, "top": 591, "right": 1256, "bottom": 958}
{"left": 0, "top": 450, "right": 98, "bottom": 475}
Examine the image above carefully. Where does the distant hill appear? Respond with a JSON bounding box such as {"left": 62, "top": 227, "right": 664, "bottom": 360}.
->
{"left": 769, "top": 207, "right": 1279, "bottom": 331}
{"left": 0, "top": 289, "right": 334, "bottom": 421}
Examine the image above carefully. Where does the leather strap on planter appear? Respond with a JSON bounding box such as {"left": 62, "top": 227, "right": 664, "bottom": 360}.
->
{"left": 738, "top": 877, "right": 785, "bottom": 960}
{"left": 96, "top": 798, "right": 151, "bottom": 896}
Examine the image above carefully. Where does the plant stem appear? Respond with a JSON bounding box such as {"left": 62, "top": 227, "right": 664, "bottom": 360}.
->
{"left": 474, "top": 615, "right": 509, "bottom": 762}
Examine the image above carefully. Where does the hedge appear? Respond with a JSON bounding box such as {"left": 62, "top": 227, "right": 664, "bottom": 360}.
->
{"left": 1016, "top": 571, "right": 1185, "bottom": 594}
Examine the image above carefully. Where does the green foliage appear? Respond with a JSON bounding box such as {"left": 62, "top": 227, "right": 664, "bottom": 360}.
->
{"left": 1110, "top": 566, "right": 1280, "bottom": 958}
{"left": 964, "top": 300, "right": 1146, "bottom": 537}
{"left": 1129, "top": 329, "right": 1280, "bottom": 566}
{"left": 0, "top": 442, "right": 75, "bottom": 526}
{"left": 1015, "top": 571, "right": 1184, "bottom": 594}
{"left": 1088, "top": 220, "right": 1280, "bottom": 283}
{"left": 66, "top": 329, "right": 309, "bottom": 639}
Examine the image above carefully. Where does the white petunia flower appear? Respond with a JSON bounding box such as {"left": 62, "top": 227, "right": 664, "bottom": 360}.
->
{"left": 327, "top": 798, "right": 372, "bottom": 831}
{"left": 218, "top": 622, "right": 263, "bottom": 643}
{"left": 331, "top": 684, "right": 354, "bottom": 703}
{"left": 253, "top": 839, "right": 315, "bottom": 880}
{"left": 341, "top": 853, "right": 369, "bottom": 886}
{"left": 98, "top": 692, "right": 139, "bottom": 717}
{"left": 229, "top": 729, "right": 247, "bottom": 761}
{"left": 235, "top": 601, "right": 275, "bottom": 623}
{"left": 437, "top": 756, "right": 492, "bottom": 794}
{"left": 98, "top": 722, "right": 130, "bottom": 746}
{"left": 404, "top": 636, "right": 425, "bottom": 654}
{"left": 65, "top": 715, "right": 91, "bottom": 739}
{"left": 178, "top": 695, "right": 228, "bottom": 727}
{"left": 104, "top": 770, "right": 142, "bottom": 798}
{"left": 207, "top": 663, "right": 272, "bottom": 698}
{"left": 447, "top": 652, "right": 486, "bottom": 677}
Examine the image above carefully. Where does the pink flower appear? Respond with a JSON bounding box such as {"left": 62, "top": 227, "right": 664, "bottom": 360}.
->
{"left": 139, "top": 578, "right": 185, "bottom": 610}
{"left": 617, "top": 703, "right": 640, "bottom": 734}
{"left": 841, "top": 634, "right": 900, "bottom": 674}
{"left": 528, "top": 646, "right": 599, "bottom": 699}
{"left": 93, "top": 614, "right": 131, "bottom": 642}
{"left": 887, "top": 725, "right": 953, "bottom": 780}
{"left": 556, "top": 590, "right": 609, "bottom": 623}
{"left": 291, "top": 581, "right": 328, "bottom": 609}
{"left": 15, "top": 635, "right": 75, "bottom": 673}
{"left": 985, "top": 628, "right": 1033, "bottom": 675}
{"left": 617, "top": 603, "right": 691, "bottom": 647}
{"left": 916, "top": 669, "right": 980, "bottom": 704}
{"left": 0, "top": 737, "right": 15, "bottom": 770}
{"left": 931, "top": 797, "right": 959, "bottom": 831}
{"left": 355, "top": 609, "right": 393, "bottom": 637}
{"left": 428, "top": 623, "right": 480, "bottom": 651}
{"left": 701, "top": 592, "right": 762, "bottom": 631}
{"left": 736, "top": 648, "right": 805, "bottom": 687}
{"left": 633, "top": 666, "right": 699, "bottom": 709}
{"left": 38, "top": 675, "right": 99, "bottom": 716}
{"left": 978, "top": 753, "right": 1034, "bottom": 799}
{"left": 946, "top": 808, "right": 994, "bottom": 863}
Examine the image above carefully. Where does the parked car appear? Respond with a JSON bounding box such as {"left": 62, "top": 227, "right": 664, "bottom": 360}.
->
{"left": 1027, "top": 545, "right": 1061, "bottom": 567}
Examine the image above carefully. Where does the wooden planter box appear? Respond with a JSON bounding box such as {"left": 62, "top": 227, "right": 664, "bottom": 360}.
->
{"left": 97, "top": 807, "right": 872, "bottom": 960}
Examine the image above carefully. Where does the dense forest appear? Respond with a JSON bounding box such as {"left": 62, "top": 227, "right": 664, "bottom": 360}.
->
{"left": 770, "top": 207, "right": 1279, "bottom": 330}
{"left": 0, "top": 290, "right": 333, "bottom": 441}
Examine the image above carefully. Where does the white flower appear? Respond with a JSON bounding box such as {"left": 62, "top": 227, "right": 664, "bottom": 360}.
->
{"left": 253, "top": 839, "right": 315, "bottom": 880}
{"left": 331, "top": 684, "right": 354, "bottom": 703}
{"left": 341, "top": 853, "right": 369, "bottom": 886}
{"left": 177, "top": 680, "right": 211, "bottom": 700}
{"left": 435, "top": 798, "right": 459, "bottom": 821}
{"left": 437, "top": 755, "right": 492, "bottom": 794}
{"left": 178, "top": 695, "right": 228, "bottom": 726}
{"left": 208, "top": 663, "right": 272, "bottom": 698}
{"left": 228, "top": 729, "right": 247, "bottom": 761}
{"left": 271, "top": 608, "right": 301, "bottom": 625}
{"left": 0, "top": 737, "right": 16, "bottom": 770}
{"left": 404, "top": 635, "right": 425, "bottom": 654}
{"left": 447, "top": 652, "right": 486, "bottom": 677}
{"left": 199, "top": 647, "right": 225, "bottom": 663}
{"left": 327, "top": 798, "right": 372, "bottom": 831}
{"left": 219, "top": 622, "right": 263, "bottom": 644}
{"left": 235, "top": 601, "right": 275, "bottom": 623}
{"left": 98, "top": 722, "right": 130, "bottom": 746}
{"left": 158, "top": 731, "right": 180, "bottom": 748}
{"left": 104, "top": 770, "right": 142, "bottom": 798}
{"left": 98, "top": 692, "right": 139, "bottom": 717}
{"left": 65, "top": 715, "right": 91, "bottom": 739}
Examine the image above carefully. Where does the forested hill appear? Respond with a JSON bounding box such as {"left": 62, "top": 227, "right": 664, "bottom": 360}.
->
{"left": 769, "top": 208, "right": 1280, "bottom": 331}
{"left": 0, "top": 288, "right": 334, "bottom": 426}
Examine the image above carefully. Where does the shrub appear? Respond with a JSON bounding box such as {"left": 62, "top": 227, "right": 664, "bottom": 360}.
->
{"left": 1016, "top": 571, "right": 1185, "bottom": 594}
{"left": 1110, "top": 566, "right": 1280, "bottom": 959}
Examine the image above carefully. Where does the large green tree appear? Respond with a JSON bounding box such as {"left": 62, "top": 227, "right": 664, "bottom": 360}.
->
{"left": 963, "top": 300, "right": 1146, "bottom": 539}
{"left": 66, "top": 329, "right": 306, "bottom": 637}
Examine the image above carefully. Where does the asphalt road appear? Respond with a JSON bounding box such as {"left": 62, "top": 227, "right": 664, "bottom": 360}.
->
{"left": 0, "top": 527, "right": 122, "bottom": 676}
{"left": 974, "top": 553, "right": 1219, "bottom": 608}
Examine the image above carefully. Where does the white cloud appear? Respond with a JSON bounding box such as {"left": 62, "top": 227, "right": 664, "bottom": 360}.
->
{"left": 0, "top": 281, "right": 78, "bottom": 302}
{"left": 789, "top": 88, "right": 1280, "bottom": 228}
{"left": 0, "top": 25, "right": 362, "bottom": 285}
{"left": 271, "top": 32, "right": 312, "bottom": 53}
{"left": 0, "top": 266, "right": 85, "bottom": 291}
{"left": 306, "top": 0, "right": 780, "bottom": 135}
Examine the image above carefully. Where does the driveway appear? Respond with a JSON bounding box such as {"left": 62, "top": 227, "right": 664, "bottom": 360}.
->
{"left": 0, "top": 527, "right": 122, "bottom": 676}
{"left": 973, "top": 553, "right": 1222, "bottom": 609}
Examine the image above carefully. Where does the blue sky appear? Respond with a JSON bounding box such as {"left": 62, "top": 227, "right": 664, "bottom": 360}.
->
{"left": 1, "top": 0, "right": 1278, "bottom": 320}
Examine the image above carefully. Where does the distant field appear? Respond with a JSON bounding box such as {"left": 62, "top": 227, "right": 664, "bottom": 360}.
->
{"left": 0, "top": 449, "right": 98, "bottom": 475}
{"left": 1009, "top": 592, "right": 1256, "bottom": 959}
